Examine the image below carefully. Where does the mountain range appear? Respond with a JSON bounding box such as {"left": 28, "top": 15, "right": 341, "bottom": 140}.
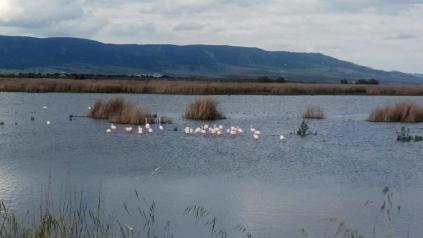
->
{"left": 0, "top": 35, "right": 420, "bottom": 83}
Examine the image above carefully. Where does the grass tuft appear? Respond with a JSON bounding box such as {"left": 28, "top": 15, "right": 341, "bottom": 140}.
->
{"left": 88, "top": 97, "right": 155, "bottom": 125}
{"left": 368, "top": 101, "right": 423, "bottom": 122}
{"left": 184, "top": 98, "right": 225, "bottom": 120}
{"left": 303, "top": 105, "right": 324, "bottom": 119}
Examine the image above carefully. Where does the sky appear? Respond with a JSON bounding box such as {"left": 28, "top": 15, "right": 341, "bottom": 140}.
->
{"left": 0, "top": 0, "right": 422, "bottom": 73}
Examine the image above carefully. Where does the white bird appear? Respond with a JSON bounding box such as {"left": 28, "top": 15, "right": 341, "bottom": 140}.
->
{"left": 219, "top": 125, "right": 224, "bottom": 130}
{"left": 106, "top": 129, "right": 112, "bottom": 133}
{"left": 250, "top": 128, "right": 256, "bottom": 133}
{"left": 43, "top": 106, "right": 48, "bottom": 109}
{"left": 204, "top": 124, "right": 209, "bottom": 129}
{"left": 150, "top": 167, "right": 161, "bottom": 176}
{"left": 138, "top": 126, "right": 143, "bottom": 134}
{"left": 280, "top": 135, "right": 286, "bottom": 141}
{"left": 88, "top": 106, "right": 92, "bottom": 110}
{"left": 254, "top": 130, "right": 261, "bottom": 135}
{"left": 46, "top": 121, "right": 51, "bottom": 125}
{"left": 145, "top": 118, "right": 151, "bottom": 129}
{"left": 110, "top": 124, "right": 117, "bottom": 130}
{"left": 148, "top": 128, "right": 153, "bottom": 133}
{"left": 237, "top": 128, "right": 244, "bottom": 133}
{"left": 253, "top": 134, "right": 260, "bottom": 140}
{"left": 158, "top": 117, "right": 164, "bottom": 130}
{"left": 125, "top": 127, "right": 133, "bottom": 133}
{"left": 217, "top": 131, "right": 222, "bottom": 135}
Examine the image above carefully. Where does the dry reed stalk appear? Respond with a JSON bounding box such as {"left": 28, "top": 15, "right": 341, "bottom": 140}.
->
{"left": 368, "top": 102, "right": 423, "bottom": 122}
{"left": 184, "top": 97, "right": 225, "bottom": 120}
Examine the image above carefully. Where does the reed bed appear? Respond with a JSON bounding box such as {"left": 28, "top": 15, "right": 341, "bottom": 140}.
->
{"left": 303, "top": 105, "right": 324, "bottom": 119}
{"left": 184, "top": 97, "right": 225, "bottom": 120}
{"left": 2, "top": 78, "right": 423, "bottom": 95}
{"left": 88, "top": 97, "right": 155, "bottom": 125}
{"left": 368, "top": 101, "right": 423, "bottom": 122}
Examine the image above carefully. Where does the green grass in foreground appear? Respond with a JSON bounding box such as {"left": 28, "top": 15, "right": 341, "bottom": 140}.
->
{"left": 0, "top": 187, "right": 408, "bottom": 238}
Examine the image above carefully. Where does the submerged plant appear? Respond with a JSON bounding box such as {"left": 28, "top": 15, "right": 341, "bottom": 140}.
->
{"left": 296, "top": 120, "right": 316, "bottom": 137}
{"left": 396, "top": 127, "right": 423, "bottom": 142}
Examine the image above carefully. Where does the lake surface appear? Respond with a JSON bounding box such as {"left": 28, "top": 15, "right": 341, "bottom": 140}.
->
{"left": 1, "top": 93, "right": 423, "bottom": 238}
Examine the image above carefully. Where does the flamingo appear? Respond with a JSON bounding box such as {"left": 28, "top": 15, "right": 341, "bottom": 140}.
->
{"left": 250, "top": 128, "right": 256, "bottom": 133}
{"left": 253, "top": 134, "right": 260, "bottom": 140}
{"left": 158, "top": 117, "right": 164, "bottom": 130}
{"left": 219, "top": 125, "right": 224, "bottom": 130}
{"left": 254, "top": 130, "right": 261, "bottom": 135}
{"left": 145, "top": 118, "right": 151, "bottom": 129}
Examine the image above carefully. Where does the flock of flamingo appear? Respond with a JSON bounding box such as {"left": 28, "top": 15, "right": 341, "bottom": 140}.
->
{"left": 105, "top": 121, "right": 287, "bottom": 141}
{"left": 39, "top": 105, "right": 287, "bottom": 141}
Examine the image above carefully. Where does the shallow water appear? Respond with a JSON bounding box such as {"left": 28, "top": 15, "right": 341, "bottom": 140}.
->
{"left": 1, "top": 93, "right": 423, "bottom": 237}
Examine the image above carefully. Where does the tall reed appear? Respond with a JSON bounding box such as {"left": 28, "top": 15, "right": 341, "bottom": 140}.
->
{"left": 88, "top": 97, "right": 154, "bottom": 125}
{"left": 2, "top": 78, "right": 423, "bottom": 96}
{"left": 184, "top": 97, "right": 225, "bottom": 120}
{"left": 368, "top": 101, "right": 423, "bottom": 122}
{"left": 303, "top": 105, "right": 324, "bottom": 119}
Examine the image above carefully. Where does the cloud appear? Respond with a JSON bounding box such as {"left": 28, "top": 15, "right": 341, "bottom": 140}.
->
{"left": 173, "top": 22, "right": 204, "bottom": 31}
{"left": 385, "top": 33, "right": 419, "bottom": 40}
{"left": 0, "top": 0, "right": 422, "bottom": 73}
{"left": 0, "top": 0, "right": 84, "bottom": 28}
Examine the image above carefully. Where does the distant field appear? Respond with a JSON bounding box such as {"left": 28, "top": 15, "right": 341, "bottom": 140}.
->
{"left": 1, "top": 77, "right": 423, "bottom": 95}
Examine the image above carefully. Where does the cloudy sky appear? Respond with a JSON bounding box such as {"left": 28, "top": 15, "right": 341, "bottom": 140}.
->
{"left": 0, "top": 0, "right": 422, "bottom": 73}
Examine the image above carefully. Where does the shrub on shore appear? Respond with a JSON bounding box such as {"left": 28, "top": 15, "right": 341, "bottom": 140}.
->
{"left": 184, "top": 97, "right": 225, "bottom": 120}
{"left": 88, "top": 97, "right": 155, "bottom": 125}
{"left": 368, "top": 102, "right": 423, "bottom": 122}
{"left": 303, "top": 105, "right": 324, "bottom": 119}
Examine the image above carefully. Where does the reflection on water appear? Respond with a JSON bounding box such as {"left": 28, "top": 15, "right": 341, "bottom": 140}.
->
{"left": 1, "top": 93, "right": 423, "bottom": 237}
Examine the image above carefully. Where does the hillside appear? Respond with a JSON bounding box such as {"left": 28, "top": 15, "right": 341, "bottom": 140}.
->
{"left": 0, "top": 35, "right": 420, "bottom": 83}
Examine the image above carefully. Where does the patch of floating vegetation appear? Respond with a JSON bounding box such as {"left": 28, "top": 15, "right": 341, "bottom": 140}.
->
{"left": 368, "top": 101, "right": 423, "bottom": 122}
{"left": 296, "top": 120, "right": 316, "bottom": 137}
{"left": 396, "top": 127, "right": 423, "bottom": 142}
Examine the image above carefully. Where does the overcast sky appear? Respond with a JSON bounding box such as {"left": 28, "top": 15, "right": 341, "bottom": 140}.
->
{"left": 0, "top": 0, "right": 422, "bottom": 73}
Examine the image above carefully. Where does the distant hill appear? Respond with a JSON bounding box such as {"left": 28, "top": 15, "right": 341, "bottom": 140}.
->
{"left": 0, "top": 35, "right": 420, "bottom": 83}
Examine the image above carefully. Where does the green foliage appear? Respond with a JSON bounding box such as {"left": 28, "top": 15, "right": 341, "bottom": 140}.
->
{"left": 297, "top": 120, "right": 316, "bottom": 137}
{"left": 396, "top": 127, "right": 423, "bottom": 142}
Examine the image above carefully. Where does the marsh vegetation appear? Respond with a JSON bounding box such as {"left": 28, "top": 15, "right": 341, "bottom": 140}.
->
{"left": 368, "top": 102, "right": 423, "bottom": 122}
{"left": 184, "top": 98, "right": 225, "bottom": 121}
{"left": 2, "top": 78, "right": 423, "bottom": 95}
{"left": 88, "top": 97, "right": 155, "bottom": 125}
{"left": 302, "top": 105, "right": 324, "bottom": 119}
